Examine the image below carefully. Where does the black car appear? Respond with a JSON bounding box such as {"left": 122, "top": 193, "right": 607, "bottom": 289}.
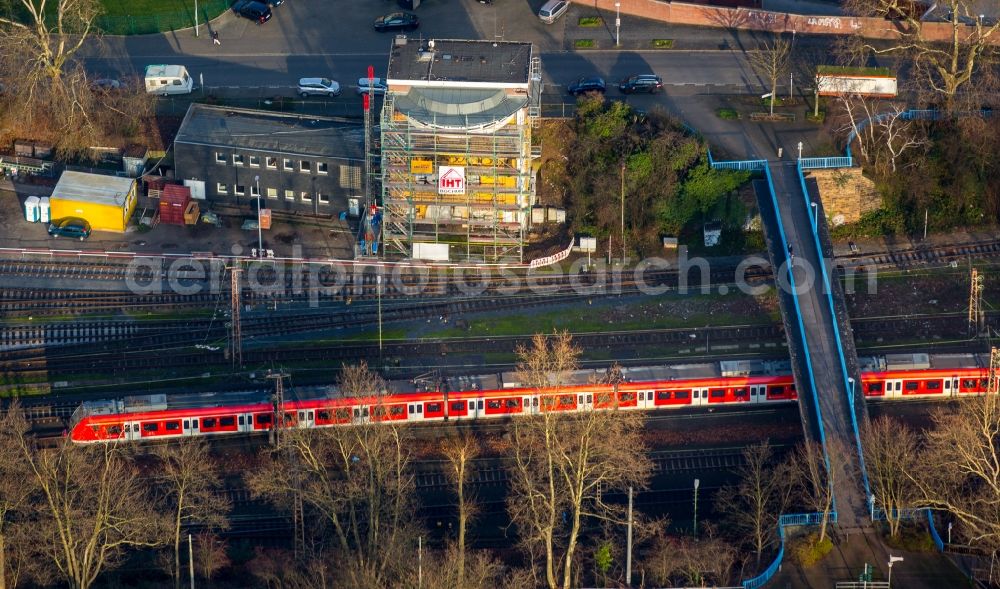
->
{"left": 48, "top": 217, "right": 92, "bottom": 241}
{"left": 374, "top": 12, "right": 419, "bottom": 32}
{"left": 232, "top": 0, "right": 272, "bottom": 24}
{"left": 619, "top": 74, "right": 663, "bottom": 94}
{"left": 567, "top": 76, "right": 606, "bottom": 96}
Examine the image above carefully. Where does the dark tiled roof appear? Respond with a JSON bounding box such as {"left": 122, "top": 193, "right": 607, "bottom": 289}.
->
{"left": 175, "top": 104, "right": 365, "bottom": 160}
{"left": 388, "top": 39, "right": 531, "bottom": 85}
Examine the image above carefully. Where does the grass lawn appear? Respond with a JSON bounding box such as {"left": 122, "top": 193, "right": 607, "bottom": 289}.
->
{"left": 96, "top": 0, "right": 230, "bottom": 35}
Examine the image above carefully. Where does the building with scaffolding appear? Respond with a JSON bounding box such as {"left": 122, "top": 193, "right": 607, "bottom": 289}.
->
{"left": 378, "top": 38, "right": 541, "bottom": 263}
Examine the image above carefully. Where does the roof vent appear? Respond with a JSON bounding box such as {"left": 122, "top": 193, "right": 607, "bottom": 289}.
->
{"left": 394, "top": 34, "right": 408, "bottom": 46}
{"left": 417, "top": 50, "right": 434, "bottom": 62}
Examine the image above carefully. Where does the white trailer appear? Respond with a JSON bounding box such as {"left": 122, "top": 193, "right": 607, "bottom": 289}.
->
{"left": 816, "top": 68, "right": 897, "bottom": 98}
{"left": 144, "top": 65, "right": 194, "bottom": 95}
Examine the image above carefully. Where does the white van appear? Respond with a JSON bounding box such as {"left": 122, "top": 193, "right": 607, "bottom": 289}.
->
{"left": 144, "top": 65, "right": 194, "bottom": 95}
{"left": 538, "top": 0, "right": 569, "bottom": 23}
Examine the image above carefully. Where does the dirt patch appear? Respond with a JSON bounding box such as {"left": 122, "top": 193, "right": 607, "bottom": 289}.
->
{"left": 847, "top": 270, "right": 981, "bottom": 317}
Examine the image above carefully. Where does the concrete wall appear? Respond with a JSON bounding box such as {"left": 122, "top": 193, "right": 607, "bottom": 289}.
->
{"left": 577, "top": 0, "right": 998, "bottom": 44}
{"left": 809, "top": 168, "right": 880, "bottom": 225}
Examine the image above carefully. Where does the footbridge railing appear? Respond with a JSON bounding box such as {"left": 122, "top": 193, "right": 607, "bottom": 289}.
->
{"left": 741, "top": 511, "right": 839, "bottom": 589}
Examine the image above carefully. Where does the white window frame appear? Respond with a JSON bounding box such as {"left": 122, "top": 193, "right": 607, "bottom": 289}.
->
{"left": 317, "top": 192, "right": 329, "bottom": 204}
{"left": 301, "top": 191, "right": 312, "bottom": 203}
{"left": 317, "top": 162, "right": 328, "bottom": 175}
{"left": 232, "top": 154, "right": 244, "bottom": 166}
{"left": 283, "top": 158, "right": 294, "bottom": 171}
{"left": 217, "top": 183, "right": 228, "bottom": 194}
{"left": 266, "top": 187, "right": 278, "bottom": 199}
{"left": 215, "top": 152, "right": 226, "bottom": 164}
{"left": 234, "top": 184, "right": 246, "bottom": 196}
{"left": 250, "top": 184, "right": 260, "bottom": 198}
{"left": 300, "top": 160, "right": 311, "bottom": 173}
{"left": 284, "top": 189, "right": 295, "bottom": 201}
{"left": 248, "top": 155, "right": 260, "bottom": 167}
{"left": 266, "top": 157, "right": 277, "bottom": 169}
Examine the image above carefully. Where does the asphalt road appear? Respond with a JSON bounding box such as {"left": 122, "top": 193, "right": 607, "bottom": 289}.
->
{"left": 77, "top": 0, "right": 775, "bottom": 94}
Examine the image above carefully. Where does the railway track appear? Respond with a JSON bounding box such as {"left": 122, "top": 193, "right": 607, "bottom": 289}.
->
{"left": 3, "top": 235, "right": 1000, "bottom": 317}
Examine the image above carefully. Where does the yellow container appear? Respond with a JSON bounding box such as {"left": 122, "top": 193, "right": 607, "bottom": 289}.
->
{"left": 49, "top": 171, "right": 137, "bottom": 233}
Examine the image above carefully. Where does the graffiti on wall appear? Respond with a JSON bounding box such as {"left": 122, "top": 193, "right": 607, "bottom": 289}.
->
{"left": 806, "top": 16, "right": 861, "bottom": 30}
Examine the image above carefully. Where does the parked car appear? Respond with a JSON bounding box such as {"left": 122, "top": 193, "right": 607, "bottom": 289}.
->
{"left": 48, "top": 217, "right": 92, "bottom": 241}
{"left": 232, "top": 0, "right": 272, "bottom": 24}
{"left": 267, "top": 0, "right": 283, "bottom": 5}
{"left": 373, "top": 12, "right": 419, "bottom": 32}
{"left": 538, "top": 0, "right": 569, "bottom": 23}
{"left": 567, "top": 76, "right": 606, "bottom": 96}
{"left": 356, "top": 77, "right": 388, "bottom": 96}
{"left": 298, "top": 77, "right": 341, "bottom": 97}
{"left": 619, "top": 74, "right": 663, "bottom": 94}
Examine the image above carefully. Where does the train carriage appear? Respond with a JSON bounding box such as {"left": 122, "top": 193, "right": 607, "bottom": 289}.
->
{"left": 68, "top": 352, "right": 991, "bottom": 445}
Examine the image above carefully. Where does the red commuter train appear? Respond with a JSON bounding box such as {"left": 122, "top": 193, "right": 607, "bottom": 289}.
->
{"left": 69, "top": 352, "right": 990, "bottom": 444}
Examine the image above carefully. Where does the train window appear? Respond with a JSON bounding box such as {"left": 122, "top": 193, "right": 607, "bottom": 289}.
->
{"left": 363, "top": 408, "right": 370, "bottom": 417}
{"left": 770, "top": 386, "right": 784, "bottom": 395}
{"left": 926, "top": 380, "right": 941, "bottom": 390}
{"left": 451, "top": 402, "right": 465, "bottom": 412}
{"left": 586, "top": 394, "right": 592, "bottom": 403}
{"left": 488, "top": 400, "right": 501, "bottom": 409}
{"left": 283, "top": 413, "right": 296, "bottom": 424}
{"left": 734, "top": 388, "right": 747, "bottom": 397}
{"left": 578, "top": 395, "right": 584, "bottom": 404}
{"left": 107, "top": 425, "right": 122, "bottom": 435}
{"left": 372, "top": 407, "right": 386, "bottom": 418}
{"left": 656, "top": 391, "right": 671, "bottom": 401}
{"left": 710, "top": 389, "right": 726, "bottom": 398}
{"left": 165, "top": 421, "right": 180, "bottom": 431}
{"left": 675, "top": 391, "right": 690, "bottom": 399}
{"left": 256, "top": 414, "right": 272, "bottom": 425}
{"left": 532, "top": 398, "right": 539, "bottom": 407}
{"left": 184, "top": 420, "right": 190, "bottom": 429}
{"left": 318, "top": 410, "right": 331, "bottom": 421}
{"left": 408, "top": 405, "right": 415, "bottom": 414}
{"left": 143, "top": 423, "right": 158, "bottom": 432}
{"left": 354, "top": 408, "right": 361, "bottom": 418}
{"left": 597, "top": 393, "right": 613, "bottom": 404}
{"left": 416, "top": 406, "right": 422, "bottom": 414}
{"left": 220, "top": 417, "right": 235, "bottom": 427}
{"left": 202, "top": 418, "right": 216, "bottom": 428}
{"left": 559, "top": 395, "right": 575, "bottom": 406}
{"left": 191, "top": 420, "right": 199, "bottom": 429}
{"left": 867, "top": 383, "right": 883, "bottom": 393}
{"left": 478, "top": 400, "right": 484, "bottom": 410}
{"left": 620, "top": 392, "right": 636, "bottom": 402}
{"left": 905, "top": 381, "right": 919, "bottom": 391}
{"left": 506, "top": 399, "right": 520, "bottom": 408}
{"left": 790, "top": 384, "right": 796, "bottom": 391}
{"left": 336, "top": 409, "right": 351, "bottom": 420}
{"left": 238, "top": 416, "right": 245, "bottom": 426}
{"left": 427, "top": 403, "right": 441, "bottom": 413}
{"left": 982, "top": 379, "right": 990, "bottom": 389}
{"left": 124, "top": 424, "right": 131, "bottom": 432}
{"left": 389, "top": 406, "right": 406, "bottom": 416}
{"left": 963, "top": 379, "right": 978, "bottom": 389}
{"left": 298, "top": 412, "right": 305, "bottom": 421}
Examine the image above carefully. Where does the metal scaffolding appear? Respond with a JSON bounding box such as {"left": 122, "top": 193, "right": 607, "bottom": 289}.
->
{"left": 378, "top": 57, "right": 541, "bottom": 263}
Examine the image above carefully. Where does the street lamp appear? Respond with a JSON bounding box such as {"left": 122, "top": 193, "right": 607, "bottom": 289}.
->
{"left": 620, "top": 160, "right": 626, "bottom": 264}
{"left": 948, "top": 521, "right": 953, "bottom": 544}
{"left": 692, "top": 478, "right": 700, "bottom": 537}
{"left": 810, "top": 201, "right": 818, "bottom": 227}
{"left": 848, "top": 377, "right": 856, "bottom": 405}
{"left": 254, "top": 175, "right": 262, "bottom": 257}
{"left": 615, "top": 2, "right": 621, "bottom": 47}
{"left": 887, "top": 555, "right": 903, "bottom": 587}
{"left": 377, "top": 274, "right": 383, "bottom": 354}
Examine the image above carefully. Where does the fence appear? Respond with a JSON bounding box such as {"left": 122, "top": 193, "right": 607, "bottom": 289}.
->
{"left": 707, "top": 149, "right": 767, "bottom": 171}
{"left": 870, "top": 507, "right": 945, "bottom": 552}
{"left": 799, "top": 156, "right": 853, "bottom": 170}
{"left": 95, "top": 0, "right": 230, "bottom": 35}
{"left": 741, "top": 511, "right": 838, "bottom": 589}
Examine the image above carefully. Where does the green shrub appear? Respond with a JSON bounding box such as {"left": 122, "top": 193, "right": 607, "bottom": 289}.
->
{"left": 574, "top": 39, "right": 595, "bottom": 48}
{"left": 578, "top": 16, "right": 603, "bottom": 26}
{"left": 651, "top": 39, "right": 674, "bottom": 48}
{"left": 791, "top": 533, "right": 833, "bottom": 568}
{"left": 716, "top": 108, "right": 739, "bottom": 120}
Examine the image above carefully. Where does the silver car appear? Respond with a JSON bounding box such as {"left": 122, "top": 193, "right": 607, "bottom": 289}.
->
{"left": 356, "top": 77, "right": 387, "bottom": 96}
{"left": 297, "top": 77, "right": 341, "bottom": 97}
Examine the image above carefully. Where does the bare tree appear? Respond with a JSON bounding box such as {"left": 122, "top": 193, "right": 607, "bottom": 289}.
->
{"left": 747, "top": 36, "right": 793, "bottom": 116}
{"left": 249, "top": 363, "right": 418, "bottom": 588}
{"left": 862, "top": 417, "right": 919, "bottom": 537}
{"left": 836, "top": 95, "right": 927, "bottom": 176}
{"left": 11, "top": 435, "right": 165, "bottom": 589}
{"left": 507, "top": 332, "right": 653, "bottom": 589}
{"left": 0, "top": 404, "right": 37, "bottom": 589}
{"left": 152, "top": 438, "right": 231, "bottom": 589}
{"left": 910, "top": 393, "right": 1000, "bottom": 548}
{"left": 790, "top": 440, "right": 837, "bottom": 543}
{"left": 841, "top": 0, "right": 1000, "bottom": 110}
{"left": 191, "top": 532, "right": 229, "bottom": 583}
{"left": 643, "top": 528, "right": 737, "bottom": 587}
{"left": 715, "top": 442, "right": 794, "bottom": 567}
{"left": 441, "top": 430, "right": 481, "bottom": 588}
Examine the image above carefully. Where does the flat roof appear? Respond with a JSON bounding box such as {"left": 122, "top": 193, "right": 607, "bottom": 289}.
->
{"left": 174, "top": 104, "right": 365, "bottom": 160}
{"left": 53, "top": 171, "right": 135, "bottom": 206}
{"left": 388, "top": 38, "right": 532, "bottom": 86}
